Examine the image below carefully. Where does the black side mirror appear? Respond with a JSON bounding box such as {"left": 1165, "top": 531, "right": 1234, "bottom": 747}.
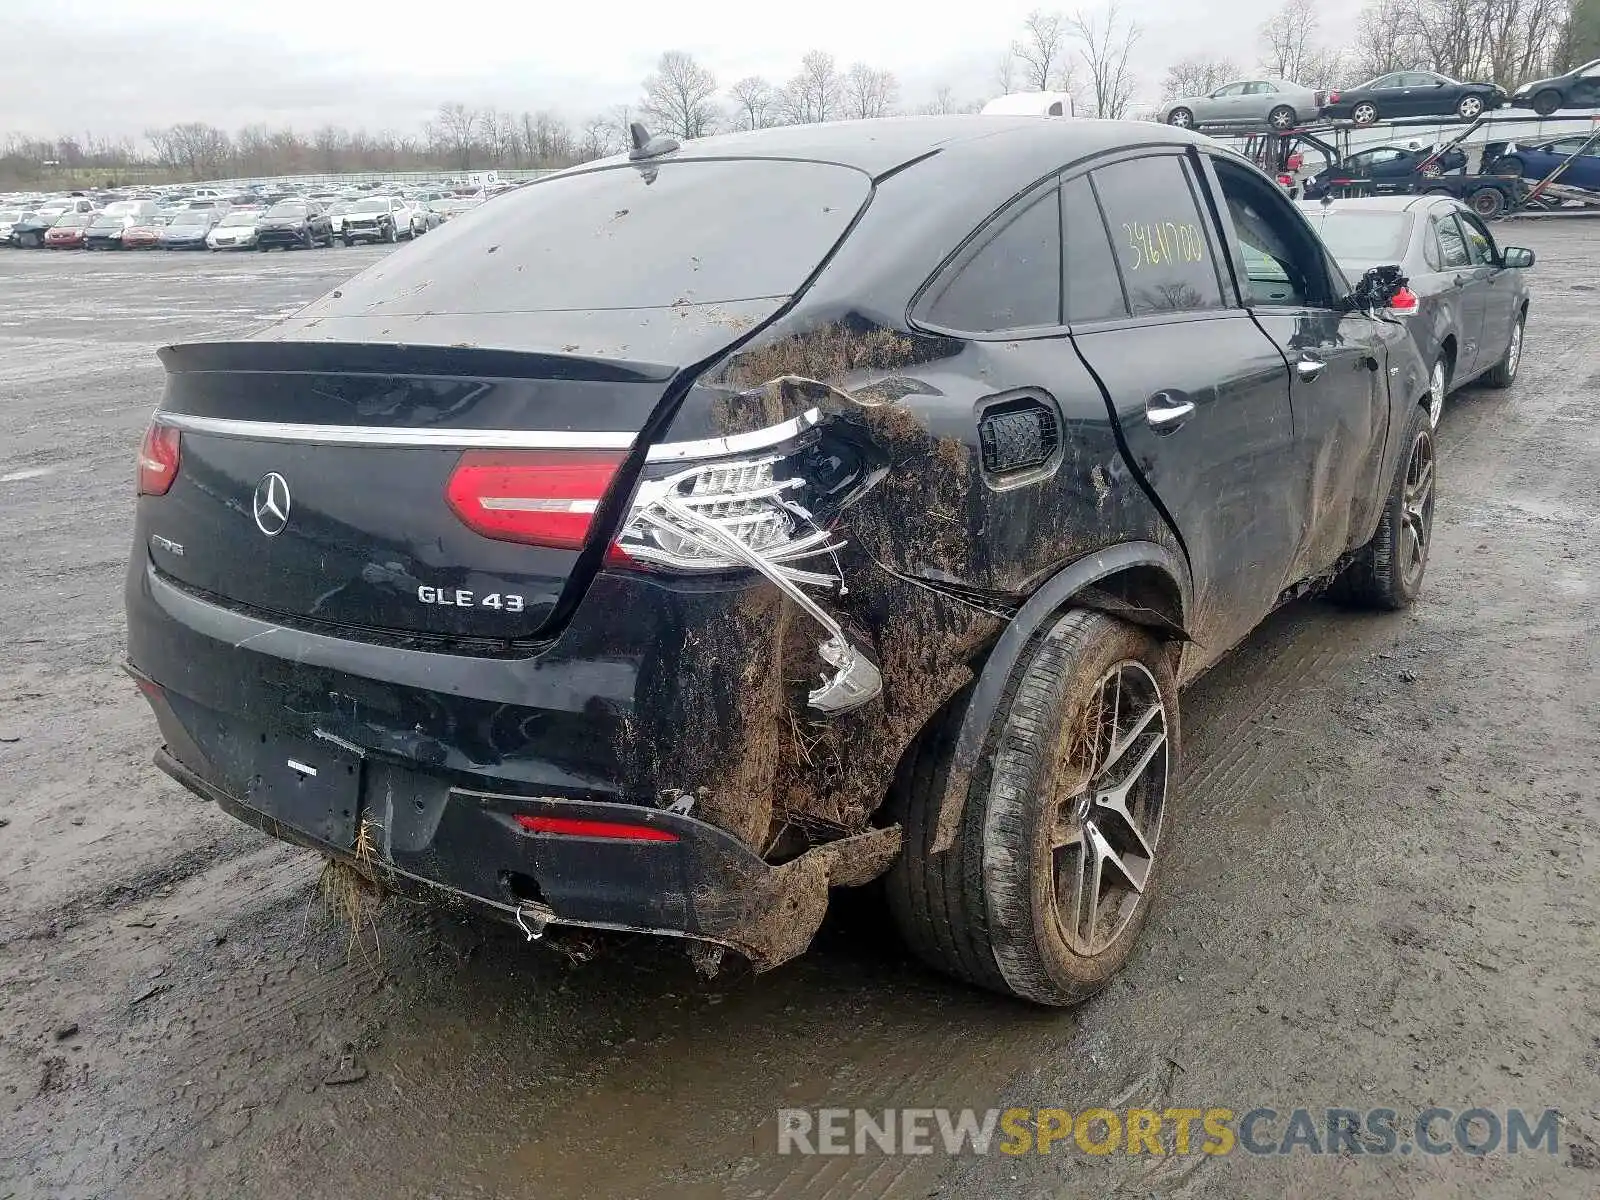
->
{"left": 1501, "top": 246, "right": 1535, "bottom": 269}
{"left": 1345, "top": 264, "right": 1409, "bottom": 311}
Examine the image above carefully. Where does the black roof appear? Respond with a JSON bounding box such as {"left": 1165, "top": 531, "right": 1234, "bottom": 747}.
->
{"left": 585, "top": 115, "right": 1211, "bottom": 180}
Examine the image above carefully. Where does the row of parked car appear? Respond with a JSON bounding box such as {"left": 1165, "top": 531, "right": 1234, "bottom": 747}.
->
{"left": 1161, "top": 58, "right": 1600, "bottom": 131}
{"left": 0, "top": 187, "right": 487, "bottom": 251}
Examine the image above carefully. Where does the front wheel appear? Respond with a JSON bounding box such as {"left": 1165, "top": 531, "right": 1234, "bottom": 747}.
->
{"left": 1353, "top": 102, "right": 1379, "bottom": 125}
{"left": 1166, "top": 107, "right": 1194, "bottom": 129}
{"left": 383, "top": 221, "right": 397, "bottom": 244}
{"left": 887, "top": 610, "right": 1178, "bottom": 1007}
{"left": 1457, "top": 95, "right": 1485, "bottom": 120}
{"left": 1532, "top": 89, "right": 1561, "bottom": 117}
{"left": 1334, "top": 404, "right": 1435, "bottom": 611}
{"left": 1483, "top": 312, "right": 1524, "bottom": 389}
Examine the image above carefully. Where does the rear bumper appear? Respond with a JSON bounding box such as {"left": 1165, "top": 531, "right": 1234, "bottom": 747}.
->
{"left": 136, "top": 664, "right": 898, "bottom": 968}
{"left": 124, "top": 554, "right": 910, "bottom": 967}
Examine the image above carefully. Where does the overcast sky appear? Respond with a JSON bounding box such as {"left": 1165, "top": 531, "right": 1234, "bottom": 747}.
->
{"left": 1, "top": 0, "right": 1364, "bottom": 141}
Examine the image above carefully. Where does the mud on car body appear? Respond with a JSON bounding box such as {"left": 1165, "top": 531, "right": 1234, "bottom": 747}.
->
{"left": 126, "top": 117, "right": 1437, "bottom": 1005}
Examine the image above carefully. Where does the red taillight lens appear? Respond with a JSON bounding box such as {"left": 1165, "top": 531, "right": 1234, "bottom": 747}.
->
{"left": 1329, "top": 91, "right": 1341, "bottom": 103}
{"left": 514, "top": 814, "right": 679, "bottom": 842}
{"left": 445, "top": 450, "right": 625, "bottom": 550}
{"left": 137, "top": 422, "right": 180, "bottom": 496}
{"left": 1389, "top": 287, "right": 1419, "bottom": 312}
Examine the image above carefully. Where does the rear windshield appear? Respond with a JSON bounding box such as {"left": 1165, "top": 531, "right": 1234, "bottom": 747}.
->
{"left": 331, "top": 159, "right": 871, "bottom": 314}
{"left": 1308, "top": 211, "right": 1413, "bottom": 263}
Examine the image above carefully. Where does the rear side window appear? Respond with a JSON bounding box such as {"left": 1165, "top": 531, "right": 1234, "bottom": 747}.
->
{"left": 1061, "top": 176, "right": 1128, "bottom": 322}
{"left": 917, "top": 184, "right": 1061, "bottom": 333}
{"left": 319, "top": 159, "right": 872, "bottom": 315}
{"left": 1434, "top": 215, "right": 1471, "bottom": 268}
{"left": 1091, "top": 155, "right": 1226, "bottom": 316}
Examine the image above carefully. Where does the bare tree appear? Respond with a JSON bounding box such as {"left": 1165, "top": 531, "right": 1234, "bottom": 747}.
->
{"left": 778, "top": 50, "right": 844, "bottom": 124}
{"left": 1259, "top": 0, "right": 1323, "bottom": 80}
{"left": 995, "top": 52, "right": 1019, "bottom": 95}
{"left": 921, "top": 85, "right": 963, "bottom": 115}
{"left": 728, "top": 76, "right": 776, "bottom": 131}
{"left": 427, "top": 102, "right": 480, "bottom": 170}
{"left": 146, "top": 122, "right": 233, "bottom": 180}
{"left": 1012, "top": 9, "right": 1072, "bottom": 90}
{"left": 842, "top": 63, "right": 900, "bottom": 119}
{"left": 1070, "top": 4, "right": 1142, "bottom": 118}
{"left": 580, "top": 115, "right": 616, "bottom": 161}
{"left": 1575, "top": 0, "right": 1600, "bottom": 66}
{"left": 640, "top": 50, "right": 720, "bottom": 140}
{"left": 1161, "top": 55, "right": 1241, "bottom": 100}
{"left": 1351, "top": 0, "right": 1421, "bottom": 80}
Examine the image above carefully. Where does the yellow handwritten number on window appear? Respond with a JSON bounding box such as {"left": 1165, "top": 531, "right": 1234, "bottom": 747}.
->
{"left": 1122, "top": 222, "right": 1206, "bottom": 271}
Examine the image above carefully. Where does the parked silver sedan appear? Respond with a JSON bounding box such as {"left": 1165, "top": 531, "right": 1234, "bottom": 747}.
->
{"left": 1299, "top": 195, "right": 1533, "bottom": 429}
{"left": 1162, "top": 78, "right": 1322, "bottom": 131}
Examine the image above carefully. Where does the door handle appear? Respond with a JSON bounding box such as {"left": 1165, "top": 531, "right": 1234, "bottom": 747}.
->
{"left": 1295, "top": 356, "right": 1326, "bottom": 382}
{"left": 1454, "top": 274, "right": 1470, "bottom": 287}
{"left": 1145, "top": 392, "right": 1195, "bottom": 432}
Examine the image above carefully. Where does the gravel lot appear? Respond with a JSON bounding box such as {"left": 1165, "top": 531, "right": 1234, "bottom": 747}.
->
{"left": 1, "top": 229, "right": 1597, "bottom": 1199}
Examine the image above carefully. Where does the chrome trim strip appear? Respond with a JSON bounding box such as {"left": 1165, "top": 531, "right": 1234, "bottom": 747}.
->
{"left": 645, "top": 409, "right": 822, "bottom": 462}
{"left": 155, "top": 413, "right": 637, "bottom": 450}
{"left": 155, "top": 405, "right": 822, "bottom": 459}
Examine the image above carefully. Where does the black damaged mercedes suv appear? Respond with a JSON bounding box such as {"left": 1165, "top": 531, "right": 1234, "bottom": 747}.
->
{"left": 126, "top": 117, "right": 1439, "bottom": 1005}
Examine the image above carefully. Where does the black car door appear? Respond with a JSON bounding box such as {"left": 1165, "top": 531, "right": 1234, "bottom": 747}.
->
{"left": 1407, "top": 72, "right": 1456, "bottom": 116}
{"left": 1201, "top": 153, "right": 1396, "bottom": 585}
{"left": 1064, "top": 151, "right": 1301, "bottom": 663}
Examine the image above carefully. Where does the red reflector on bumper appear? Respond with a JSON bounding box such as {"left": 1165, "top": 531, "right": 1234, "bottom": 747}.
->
{"left": 515, "top": 814, "right": 679, "bottom": 842}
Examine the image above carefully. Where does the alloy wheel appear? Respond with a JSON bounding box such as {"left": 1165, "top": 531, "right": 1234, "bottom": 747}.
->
{"left": 1168, "top": 109, "right": 1193, "bottom": 128}
{"left": 1269, "top": 106, "right": 1295, "bottom": 130}
{"left": 1354, "top": 103, "right": 1378, "bottom": 125}
{"left": 1505, "top": 320, "right": 1523, "bottom": 380}
{"left": 1428, "top": 358, "right": 1447, "bottom": 429}
{"left": 1049, "top": 661, "right": 1169, "bottom": 957}
{"left": 1400, "top": 430, "right": 1436, "bottom": 593}
{"left": 1459, "top": 96, "right": 1484, "bottom": 120}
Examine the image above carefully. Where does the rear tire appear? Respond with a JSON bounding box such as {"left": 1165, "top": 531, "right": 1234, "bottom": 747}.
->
{"left": 1353, "top": 102, "right": 1379, "bottom": 125}
{"left": 887, "top": 610, "right": 1178, "bottom": 1007}
{"left": 1469, "top": 187, "right": 1507, "bottom": 218}
{"left": 1268, "top": 105, "right": 1296, "bottom": 130}
{"left": 1483, "top": 311, "right": 1524, "bottom": 389}
{"left": 1532, "top": 89, "right": 1561, "bottom": 117}
{"left": 1334, "top": 403, "right": 1436, "bottom": 611}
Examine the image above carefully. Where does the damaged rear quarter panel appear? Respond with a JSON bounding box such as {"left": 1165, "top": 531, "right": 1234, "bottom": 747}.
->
{"left": 618, "top": 314, "right": 1175, "bottom": 860}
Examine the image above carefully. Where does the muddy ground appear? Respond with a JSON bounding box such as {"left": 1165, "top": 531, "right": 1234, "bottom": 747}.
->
{"left": 1, "top": 228, "right": 1596, "bottom": 1199}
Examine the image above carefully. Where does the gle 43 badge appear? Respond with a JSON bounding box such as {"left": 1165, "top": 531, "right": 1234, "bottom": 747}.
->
{"left": 417, "top": 585, "right": 526, "bottom": 612}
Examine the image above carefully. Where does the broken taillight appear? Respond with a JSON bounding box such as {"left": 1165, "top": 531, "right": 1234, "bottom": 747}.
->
{"left": 137, "top": 422, "right": 181, "bottom": 496}
{"left": 1389, "top": 287, "right": 1420, "bottom": 312}
{"left": 445, "top": 450, "right": 626, "bottom": 550}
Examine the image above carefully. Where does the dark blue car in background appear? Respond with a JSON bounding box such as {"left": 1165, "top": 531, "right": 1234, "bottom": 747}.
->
{"left": 1494, "top": 135, "right": 1600, "bottom": 191}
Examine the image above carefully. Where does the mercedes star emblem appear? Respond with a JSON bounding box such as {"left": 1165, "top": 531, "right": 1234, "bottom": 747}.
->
{"left": 252, "top": 472, "right": 292, "bottom": 536}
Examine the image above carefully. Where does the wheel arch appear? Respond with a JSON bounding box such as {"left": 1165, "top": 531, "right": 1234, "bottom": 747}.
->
{"left": 926, "top": 540, "right": 1192, "bottom": 854}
